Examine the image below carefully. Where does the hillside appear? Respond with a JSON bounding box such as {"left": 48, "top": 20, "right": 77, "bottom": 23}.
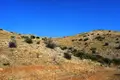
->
{"left": 55, "top": 30, "right": 120, "bottom": 59}
{"left": 0, "top": 29, "right": 120, "bottom": 80}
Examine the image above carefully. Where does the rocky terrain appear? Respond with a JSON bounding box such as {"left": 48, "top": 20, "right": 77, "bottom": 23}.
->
{"left": 0, "top": 29, "right": 120, "bottom": 80}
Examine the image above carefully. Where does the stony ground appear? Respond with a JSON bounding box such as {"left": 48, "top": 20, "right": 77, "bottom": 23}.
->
{"left": 0, "top": 29, "right": 120, "bottom": 80}
{"left": 0, "top": 63, "right": 120, "bottom": 80}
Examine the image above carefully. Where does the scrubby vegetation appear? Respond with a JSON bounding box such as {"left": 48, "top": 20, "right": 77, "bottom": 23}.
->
{"left": 24, "top": 36, "right": 33, "bottom": 44}
{"left": 30, "top": 35, "right": 36, "bottom": 39}
{"left": 0, "top": 28, "right": 3, "bottom": 31}
{"left": 36, "top": 41, "right": 40, "bottom": 44}
{"left": 83, "top": 38, "right": 89, "bottom": 41}
{"left": 103, "top": 42, "right": 109, "bottom": 46}
{"left": 36, "top": 36, "right": 40, "bottom": 39}
{"left": 95, "top": 36, "right": 105, "bottom": 41}
{"left": 64, "top": 53, "right": 71, "bottom": 60}
{"left": 9, "top": 36, "right": 17, "bottom": 48}
{"left": 90, "top": 47, "right": 97, "bottom": 54}
{"left": 44, "top": 38, "right": 57, "bottom": 49}
{"left": 60, "top": 45, "right": 68, "bottom": 50}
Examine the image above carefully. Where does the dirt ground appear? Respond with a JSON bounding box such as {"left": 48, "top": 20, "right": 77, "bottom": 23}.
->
{"left": 0, "top": 64, "right": 120, "bottom": 80}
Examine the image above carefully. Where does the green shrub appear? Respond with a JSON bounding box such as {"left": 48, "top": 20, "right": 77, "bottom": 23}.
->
{"left": 42, "top": 37, "right": 47, "bottom": 41}
{"left": 79, "top": 39, "right": 82, "bottom": 41}
{"left": 24, "top": 37, "right": 33, "bottom": 44}
{"left": 36, "top": 41, "right": 40, "bottom": 44}
{"left": 90, "top": 47, "right": 96, "bottom": 51}
{"left": 73, "top": 50, "right": 85, "bottom": 59}
{"left": 9, "top": 36, "right": 17, "bottom": 48}
{"left": 116, "top": 38, "right": 119, "bottom": 40}
{"left": 90, "top": 47, "right": 97, "bottom": 54}
{"left": 30, "top": 35, "right": 35, "bottom": 39}
{"left": 103, "top": 58, "right": 112, "bottom": 65}
{"left": 0, "top": 28, "right": 3, "bottom": 31}
{"left": 36, "top": 36, "right": 40, "bottom": 39}
{"left": 84, "top": 38, "right": 89, "bottom": 41}
{"left": 103, "top": 42, "right": 109, "bottom": 46}
{"left": 60, "top": 46, "right": 67, "bottom": 50}
{"left": 91, "top": 33, "right": 94, "bottom": 35}
{"left": 44, "top": 38, "right": 56, "bottom": 49}
{"left": 115, "top": 41, "right": 119, "bottom": 43}
{"left": 115, "top": 45, "right": 120, "bottom": 49}
{"left": 112, "top": 58, "right": 120, "bottom": 65}
{"left": 95, "top": 36, "right": 105, "bottom": 41}
{"left": 21, "top": 36, "right": 28, "bottom": 39}
{"left": 64, "top": 53, "right": 71, "bottom": 60}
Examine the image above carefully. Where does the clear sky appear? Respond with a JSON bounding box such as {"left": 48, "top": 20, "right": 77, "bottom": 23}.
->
{"left": 0, "top": 0, "right": 120, "bottom": 37}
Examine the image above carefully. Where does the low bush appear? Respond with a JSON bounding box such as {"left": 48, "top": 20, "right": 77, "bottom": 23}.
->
{"left": 116, "top": 38, "right": 119, "bottom": 40}
{"left": 42, "top": 37, "right": 47, "bottom": 41}
{"left": 24, "top": 37, "right": 33, "bottom": 44}
{"left": 72, "top": 39, "right": 75, "bottom": 42}
{"left": 79, "top": 39, "right": 82, "bottom": 41}
{"left": 115, "top": 45, "right": 120, "bottom": 49}
{"left": 36, "top": 41, "right": 40, "bottom": 44}
{"left": 103, "top": 42, "right": 109, "bottom": 46}
{"left": 44, "top": 38, "right": 57, "bottom": 49}
{"left": 112, "top": 58, "right": 120, "bottom": 65}
{"left": 84, "top": 38, "right": 89, "bottom": 41}
{"left": 60, "top": 46, "right": 67, "bottom": 50}
{"left": 9, "top": 36, "right": 17, "bottom": 48}
{"left": 64, "top": 53, "right": 71, "bottom": 60}
{"left": 95, "top": 36, "right": 105, "bottom": 41}
{"left": 115, "top": 41, "right": 119, "bottom": 43}
{"left": 9, "top": 42, "right": 17, "bottom": 48}
{"left": 30, "top": 35, "right": 35, "bottom": 39}
{"left": 36, "top": 36, "right": 40, "bottom": 39}
{"left": 103, "top": 58, "right": 112, "bottom": 65}
{"left": 0, "top": 29, "right": 3, "bottom": 31}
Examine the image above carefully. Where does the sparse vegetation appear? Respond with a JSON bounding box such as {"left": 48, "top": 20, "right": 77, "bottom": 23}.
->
{"left": 30, "top": 35, "right": 36, "bottom": 39}
{"left": 0, "top": 28, "right": 3, "bottom": 31}
{"left": 72, "top": 39, "right": 74, "bottom": 42}
{"left": 36, "top": 36, "right": 40, "bottom": 39}
{"left": 115, "top": 45, "right": 120, "bottom": 49}
{"left": 95, "top": 36, "right": 105, "bottom": 41}
{"left": 9, "top": 36, "right": 17, "bottom": 48}
{"left": 79, "top": 38, "right": 82, "bottom": 41}
{"left": 84, "top": 38, "right": 89, "bottom": 41}
{"left": 103, "top": 42, "right": 109, "bottom": 46}
{"left": 64, "top": 53, "right": 71, "bottom": 60}
{"left": 24, "top": 36, "right": 33, "bottom": 44}
{"left": 112, "top": 58, "right": 120, "bottom": 65}
{"left": 90, "top": 47, "right": 97, "bottom": 54}
{"left": 60, "top": 45, "right": 67, "bottom": 50}
{"left": 36, "top": 41, "right": 40, "bottom": 44}
{"left": 44, "top": 38, "right": 57, "bottom": 49}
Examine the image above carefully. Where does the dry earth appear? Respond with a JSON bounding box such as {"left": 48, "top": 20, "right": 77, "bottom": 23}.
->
{"left": 0, "top": 29, "right": 120, "bottom": 80}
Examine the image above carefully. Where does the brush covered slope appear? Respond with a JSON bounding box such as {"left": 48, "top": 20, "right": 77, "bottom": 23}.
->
{"left": 0, "top": 29, "right": 120, "bottom": 80}
{"left": 55, "top": 30, "right": 120, "bottom": 59}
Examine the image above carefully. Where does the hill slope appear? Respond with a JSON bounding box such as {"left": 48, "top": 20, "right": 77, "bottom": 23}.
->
{"left": 0, "top": 29, "right": 120, "bottom": 80}
{"left": 55, "top": 30, "right": 120, "bottom": 59}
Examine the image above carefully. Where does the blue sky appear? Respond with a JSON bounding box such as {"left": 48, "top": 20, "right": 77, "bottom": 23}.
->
{"left": 0, "top": 0, "right": 120, "bottom": 37}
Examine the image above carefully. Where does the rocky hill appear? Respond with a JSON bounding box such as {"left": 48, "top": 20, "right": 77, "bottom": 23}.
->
{"left": 0, "top": 29, "right": 120, "bottom": 80}
{"left": 55, "top": 30, "right": 120, "bottom": 59}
